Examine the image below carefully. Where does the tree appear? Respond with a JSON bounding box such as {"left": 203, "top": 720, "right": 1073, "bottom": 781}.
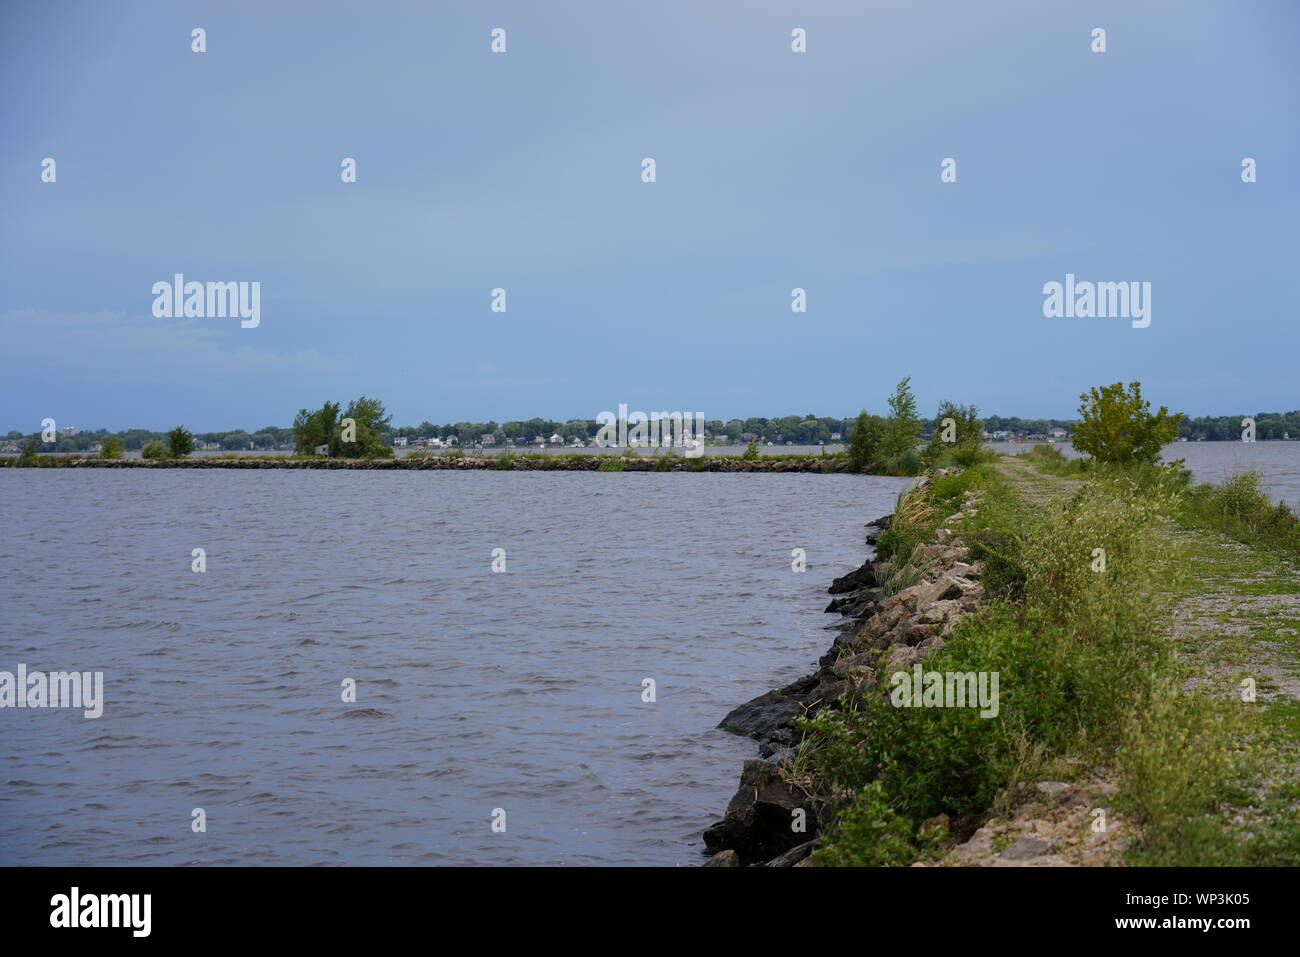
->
{"left": 846, "top": 410, "right": 885, "bottom": 473}
{"left": 141, "top": 440, "right": 168, "bottom": 460}
{"left": 166, "top": 426, "right": 195, "bottom": 458}
{"left": 922, "top": 400, "right": 982, "bottom": 466}
{"left": 882, "top": 376, "right": 921, "bottom": 460}
{"left": 101, "top": 436, "right": 123, "bottom": 459}
{"left": 293, "top": 397, "right": 393, "bottom": 458}
{"left": 1073, "top": 381, "right": 1183, "bottom": 465}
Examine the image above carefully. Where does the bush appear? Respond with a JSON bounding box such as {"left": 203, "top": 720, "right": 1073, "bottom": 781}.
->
{"left": 166, "top": 426, "right": 195, "bottom": 458}
{"left": 811, "top": 782, "right": 916, "bottom": 867}
{"left": 742, "top": 440, "right": 760, "bottom": 460}
{"left": 141, "top": 441, "right": 168, "bottom": 460}
{"left": 101, "top": 436, "right": 123, "bottom": 459}
{"left": 494, "top": 453, "right": 514, "bottom": 470}
{"left": 1073, "top": 381, "right": 1183, "bottom": 465}
{"left": 596, "top": 457, "right": 625, "bottom": 471}
{"left": 846, "top": 411, "right": 883, "bottom": 473}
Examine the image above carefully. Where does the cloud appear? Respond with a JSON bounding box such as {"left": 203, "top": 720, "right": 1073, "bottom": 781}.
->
{"left": 1, "top": 309, "right": 336, "bottom": 385}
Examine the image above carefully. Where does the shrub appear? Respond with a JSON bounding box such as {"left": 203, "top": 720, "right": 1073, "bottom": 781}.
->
{"left": 846, "top": 411, "right": 883, "bottom": 473}
{"left": 141, "top": 441, "right": 168, "bottom": 460}
{"left": 166, "top": 426, "right": 195, "bottom": 458}
{"left": 596, "top": 457, "right": 625, "bottom": 471}
{"left": 811, "top": 782, "right": 915, "bottom": 867}
{"left": 101, "top": 436, "right": 123, "bottom": 459}
{"left": 742, "top": 440, "right": 760, "bottom": 460}
{"left": 1073, "top": 381, "right": 1183, "bottom": 465}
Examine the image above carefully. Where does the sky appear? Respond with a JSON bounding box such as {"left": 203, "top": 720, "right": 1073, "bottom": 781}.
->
{"left": 1, "top": 0, "right": 1297, "bottom": 432}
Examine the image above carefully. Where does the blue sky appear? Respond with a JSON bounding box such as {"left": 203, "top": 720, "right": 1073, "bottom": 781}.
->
{"left": 2, "top": 0, "right": 1296, "bottom": 431}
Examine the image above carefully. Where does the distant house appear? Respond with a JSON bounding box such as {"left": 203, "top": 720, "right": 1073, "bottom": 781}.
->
{"left": 426, "top": 437, "right": 444, "bottom": 448}
{"left": 740, "top": 433, "right": 758, "bottom": 442}
{"left": 1048, "top": 428, "right": 1068, "bottom": 439}
{"left": 445, "top": 435, "right": 458, "bottom": 445}
{"left": 481, "top": 434, "right": 496, "bottom": 445}
{"left": 569, "top": 437, "right": 585, "bottom": 447}
{"left": 533, "top": 436, "right": 546, "bottom": 445}
{"left": 393, "top": 436, "right": 408, "bottom": 447}
{"left": 549, "top": 433, "right": 564, "bottom": 444}
{"left": 830, "top": 433, "right": 842, "bottom": 441}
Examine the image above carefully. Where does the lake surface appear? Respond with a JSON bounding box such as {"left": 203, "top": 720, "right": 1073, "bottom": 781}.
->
{"left": 0, "top": 470, "right": 910, "bottom": 866}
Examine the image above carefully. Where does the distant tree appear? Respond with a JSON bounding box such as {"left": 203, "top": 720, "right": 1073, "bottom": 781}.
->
{"left": 742, "top": 440, "right": 760, "bottom": 460}
{"left": 101, "top": 436, "right": 123, "bottom": 459}
{"left": 166, "top": 426, "right": 195, "bottom": 458}
{"left": 141, "top": 440, "right": 169, "bottom": 460}
{"left": 881, "top": 376, "right": 921, "bottom": 460}
{"left": 293, "top": 397, "right": 393, "bottom": 458}
{"left": 1073, "top": 381, "right": 1183, "bottom": 465}
{"left": 846, "top": 410, "right": 885, "bottom": 473}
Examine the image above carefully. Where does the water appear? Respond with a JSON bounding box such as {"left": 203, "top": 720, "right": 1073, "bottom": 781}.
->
{"left": 0, "top": 469, "right": 910, "bottom": 866}
{"left": 1002, "top": 441, "right": 1300, "bottom": 509}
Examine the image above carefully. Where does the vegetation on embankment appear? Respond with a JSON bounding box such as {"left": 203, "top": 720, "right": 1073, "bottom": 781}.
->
{"left": 794, "top": 448, "right": 1300, "bottom": 867}
{"left": 772, "top": 384, "right": 1300, "bottom": 867}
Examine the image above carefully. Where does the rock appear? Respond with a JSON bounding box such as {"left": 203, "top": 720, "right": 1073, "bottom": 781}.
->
{"left": 884, "top": 644, "right": 920, "bottom": 673}
{"left": 793, "top": 856, "right": 816, "bottom": 867}
{"left": 889, "top": 583, "right": 927, "bottom": 613}
{"left": 918, "top": 574, "right": 969, "bottom": 610}
{"left": 950, "top": 826, "right": 995, "bottom": 862}
{"left": 915, "top": 635, "right": 946, "bottom": 656}
{"left": 703, "top": 849, "right": 740, "bottom": 867}
{"left": 765, "top": 840, "right": 816, "bottom": 867}
{"left": 866, "top": 514, "right": 893, "bottom": 530}
{"left": 912, "top": 543, "right": 947, "bottom": 565}
{"left": 949, "top": 562, "right": 981, "bottom": 579}
{"left": 934, "top": 528, "right": 953, "bottom": 543}
{"left": 718, "top": 691, "right": 801, "bottom": 739}
{"left": 831, "top": 652, "right": 877, "bottom": 679}
{"left": 1000, "top": 835, "right": 1056, "bottom": 861}
{"left": 1034, "top": 781, "right": 1069, "bottom": 799}
{"left": 903, "top": 622, "right": 934, "bottom": 645}
{"left": 828, "top": 563, "right": 877, "bottom": 595}
{"left": 918, "top": 599, "right": 961, "bottom": 625}
{"left": 702, "top": 760, "right": 814, "bottom": 864}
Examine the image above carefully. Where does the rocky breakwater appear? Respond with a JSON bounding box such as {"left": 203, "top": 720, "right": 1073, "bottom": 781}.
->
{"left": 701, "top": 469, "right": 987, "bottom": 866}
{"left": 60, "top": 455, "right": 841, "bottom": 472}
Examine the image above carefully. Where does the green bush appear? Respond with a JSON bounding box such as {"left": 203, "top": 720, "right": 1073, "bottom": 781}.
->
{"left": 141, "top": 441, "right": 168, "bottom": 460}
{"left": 166, "top": 425, "right": 195, "bottom": 458}
{"left": 1073, "top": 381, "right": 1183, "bottom": 466}
{"left": 811, "top": 782, "right": 916, "bottom": 867}
{"left": 101, "top": 436, "right": 123, "bottom": 459}
{"left": 596, "top": 457, "right": 625, "bottom": 471}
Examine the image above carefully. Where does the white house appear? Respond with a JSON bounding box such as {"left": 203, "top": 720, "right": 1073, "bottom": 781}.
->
{"left": 394, "top": 436, "right": 408, "bottom": 447}
{"left": 549, "top": 433, "right": 564, "bottom": 444}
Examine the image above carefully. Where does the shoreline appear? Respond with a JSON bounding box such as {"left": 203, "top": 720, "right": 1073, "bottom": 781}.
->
{"left": 701, "top": 467, "right": 988, "bottom": 866}
{"left": 8, "top": 454, "right": 854, "bottom": 473}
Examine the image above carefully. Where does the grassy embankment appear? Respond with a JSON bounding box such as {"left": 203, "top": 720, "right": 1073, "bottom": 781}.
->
{"left": 797, "top": 444, "right": 1300, "bottom": 866}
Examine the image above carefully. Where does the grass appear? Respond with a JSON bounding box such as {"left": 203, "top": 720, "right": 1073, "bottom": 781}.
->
{"left": 797, "top": 451, "right": 1300, "bottom": 867}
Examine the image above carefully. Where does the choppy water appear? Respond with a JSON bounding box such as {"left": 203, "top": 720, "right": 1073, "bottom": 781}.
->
{"left": 0, "top": 470, "right": 910, "bottom": 866}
